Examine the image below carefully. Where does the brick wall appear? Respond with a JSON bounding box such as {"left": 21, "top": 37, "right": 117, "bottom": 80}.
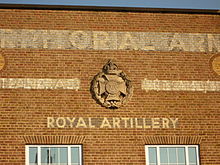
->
{"left": 0, "top": 8, "right": 219, "bottom": 164}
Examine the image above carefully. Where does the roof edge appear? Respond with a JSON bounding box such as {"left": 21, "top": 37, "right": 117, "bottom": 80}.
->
{"left": 0, "top": 3, "right": 219, "bottom": 15}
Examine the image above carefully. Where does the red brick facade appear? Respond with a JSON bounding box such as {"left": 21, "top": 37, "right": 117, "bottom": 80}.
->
{"left": 0, "top": 7, "right": 219, "bottom": 164}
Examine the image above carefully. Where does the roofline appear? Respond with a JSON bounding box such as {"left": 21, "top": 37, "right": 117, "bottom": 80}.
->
{"left": 0, "top": 3, "right": 219, "bottom": 15}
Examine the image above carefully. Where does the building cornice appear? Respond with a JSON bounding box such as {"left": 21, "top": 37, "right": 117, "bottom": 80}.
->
{"left": 0, "top": 3, "right": 219, "bottom": 15}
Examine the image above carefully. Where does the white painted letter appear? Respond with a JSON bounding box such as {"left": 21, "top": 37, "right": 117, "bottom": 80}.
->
{"left": 100, "top": 118, "right": 112, "bottom": 128}
{"left": 47, "top": 117, "right": 55, "bottom": 128}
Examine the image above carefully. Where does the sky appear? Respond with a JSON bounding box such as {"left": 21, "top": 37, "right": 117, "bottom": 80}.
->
{"left": 0, "top": 0, "right": 220, "bottom": 10}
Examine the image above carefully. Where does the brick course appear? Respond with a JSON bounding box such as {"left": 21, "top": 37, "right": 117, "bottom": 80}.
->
{"left": 0, "top": 8, "right": 219, "bottom": 165}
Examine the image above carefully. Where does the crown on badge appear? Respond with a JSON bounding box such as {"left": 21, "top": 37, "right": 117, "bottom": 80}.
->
{"left": 103, "top": 60, "right": 120, "bottom": 75}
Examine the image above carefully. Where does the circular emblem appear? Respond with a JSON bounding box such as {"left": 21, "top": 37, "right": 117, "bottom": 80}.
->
{"left": 0, "top": 53, "right": 5, "bottom": 71}
{"left": 106, "top": 81, "right": 119, "bottom": 94}
{"left": 91, "top": 60, "right": 133, "bottom": 109}
{"left": 211, "top": 55, "right": 220, "bottom": 76}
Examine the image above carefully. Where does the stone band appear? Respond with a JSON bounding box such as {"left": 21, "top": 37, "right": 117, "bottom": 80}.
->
{"left": 0, "top": 78, "right": 80, "bottom": 90}
{"left": 0, "top": 29, "right": 219, "bottom": 52}
{"left": 142, "top": 79, "right": 220, "bottom": 92}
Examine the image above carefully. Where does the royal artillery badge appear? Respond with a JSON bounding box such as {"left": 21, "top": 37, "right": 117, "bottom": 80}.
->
{"left": 91, "top": 60, "right": 133, "bottom": 109}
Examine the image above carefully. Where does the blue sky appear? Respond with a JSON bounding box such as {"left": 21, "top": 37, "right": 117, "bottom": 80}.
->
{"left": 0, "top": 0, "right": 220, "bottom": 10}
